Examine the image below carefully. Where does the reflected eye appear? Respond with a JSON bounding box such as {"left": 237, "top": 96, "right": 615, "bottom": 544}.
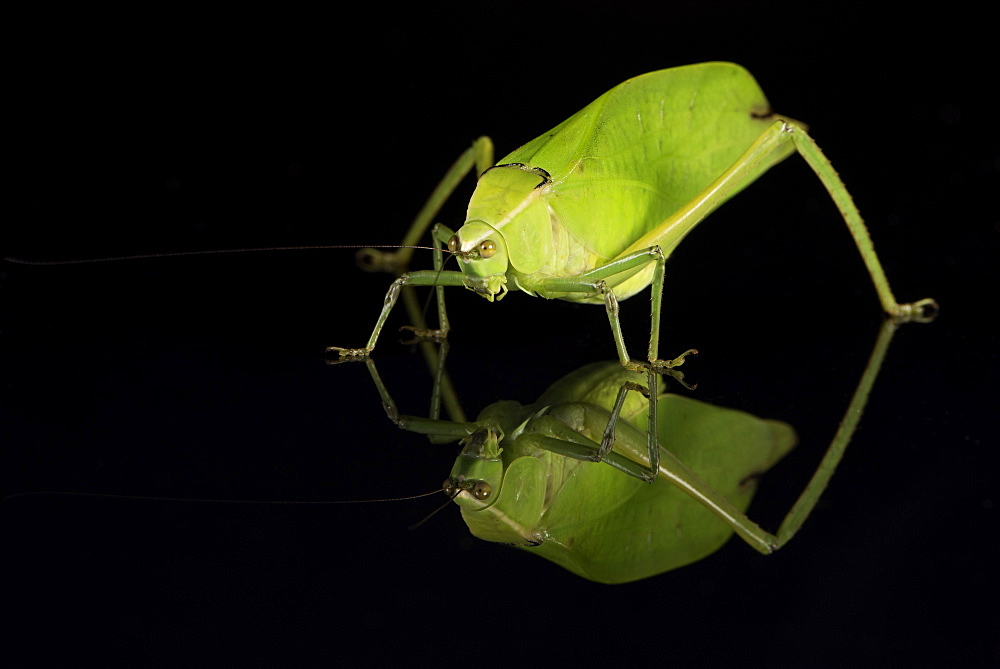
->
{"left": 447, "top": 235, "right": 459, "bottom": 253}
{"left": 479, "top": 240, "right": 497, "bottom": 259}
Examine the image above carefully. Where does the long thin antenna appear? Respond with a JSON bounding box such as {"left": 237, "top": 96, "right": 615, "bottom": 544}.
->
{"left": 3, "top": 488, "right": 445, "bottom": 505}
{"left": 3, "top": 245, "right": 441, "bottom": 266}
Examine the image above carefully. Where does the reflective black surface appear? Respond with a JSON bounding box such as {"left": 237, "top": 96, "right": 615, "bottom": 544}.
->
{"left": 5, "top": 5, "right": 995, "bottom": 666}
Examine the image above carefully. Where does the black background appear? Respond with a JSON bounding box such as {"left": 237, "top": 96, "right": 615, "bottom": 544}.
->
{"left": 4, "top": 3, "right": 996, "bottom": 666}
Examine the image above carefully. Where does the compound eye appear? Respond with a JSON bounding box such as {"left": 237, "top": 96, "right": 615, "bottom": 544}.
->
{"left": 478, "top": 240, "right": 497, "bottom": 259}
{"left": 472, "top": 481, "right": 492, "bottom": 501}
{"left": 447, "top": 235, "right": 460, "bottom": 253}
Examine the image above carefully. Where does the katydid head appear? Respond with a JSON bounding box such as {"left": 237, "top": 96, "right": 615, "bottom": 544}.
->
{"left": 447, "top": 220, "right": 510, "bottom": 301}
{"left": 443, "top": 425, "right": 504, "bottom": 511}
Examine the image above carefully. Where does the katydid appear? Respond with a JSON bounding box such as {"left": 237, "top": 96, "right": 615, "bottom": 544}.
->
{"left": 330, "top": 62, "right": 937, "bottom": 369}
{"left": 366, "top": 315, "right": 903, "bottom": 584}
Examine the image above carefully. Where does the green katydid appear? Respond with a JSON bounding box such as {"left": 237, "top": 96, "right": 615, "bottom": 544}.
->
{"left": 330, "top": 62, "right": 937, "bottom": 369}
{"left": 365, "top": 315, "right": 902, "bottom": 584}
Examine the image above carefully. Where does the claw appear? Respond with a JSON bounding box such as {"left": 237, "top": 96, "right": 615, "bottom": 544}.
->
{"left": 399, "top": 325, "right": 449, "bottom": 345}
{"left": 621, "top": 348, "right": 700, "bottom": 389}
{"left": 893, "top": 298, "right": 939, "bottom": 324}
{"left": 665, "top": 369, "right": 697, "bottom": 391}
{"left": 323, "top": 346, "right": 371, "bottom": 364}
{"left": 649, "top": 348, "right": 699, "bottom": 370}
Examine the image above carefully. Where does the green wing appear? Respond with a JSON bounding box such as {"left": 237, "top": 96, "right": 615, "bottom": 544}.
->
{"left": 531, "top": 394, "right": 796, "bottom": 584}
{"left": 501, "top": 62, "right": 782, "bottom": 263}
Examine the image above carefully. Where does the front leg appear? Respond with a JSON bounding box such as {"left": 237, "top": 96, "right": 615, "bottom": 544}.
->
{"left": 398, "top": 223, "right": 457, "bottom": 343}
{"left": 326, "top": 268, "right": 468, "bottom": 359}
